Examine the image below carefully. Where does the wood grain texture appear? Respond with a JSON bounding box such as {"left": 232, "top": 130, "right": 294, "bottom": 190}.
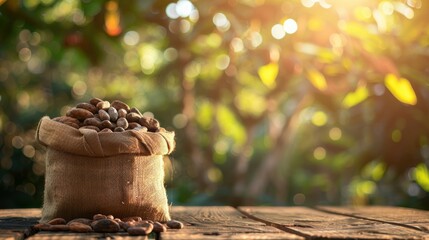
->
{"left": 0, "top": 208, "right": 41, "bottom": 240}
{"left": 238, "top": 206, "right": 429, "bottom": 239}
{"left": 161, "top": 206, "right": 303, "bottom": 239}
{"left": 318, "top": 206, "right": 429, "bottom": 232}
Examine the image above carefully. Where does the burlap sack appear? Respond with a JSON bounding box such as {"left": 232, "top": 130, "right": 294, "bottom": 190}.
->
{"left": 36, "top": 116, "right": 175, "bottom": 223}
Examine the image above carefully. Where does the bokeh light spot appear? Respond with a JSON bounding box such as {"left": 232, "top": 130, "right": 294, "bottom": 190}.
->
{"left": 23, "top": 145, "right": 36, "bottom": 158}
{"left": 213, "top": 12, "right": 230, "bottom": 32}
{"left": 207, "top": 167, "right": 223, "bottom": 183}
{"left": 311, "top": 111, "right": 327, "bottom": 126}
{"left": 19, "top": 48, "right": 32, "bottom": 62}
{"left": 166, "top": 3, "right": 179, "bottom": 19}
{"left": 231, "top": 38, "right": 244, "bottom": 52}
{"left": 164, "top": 47, "right": 178, "bottom": 62}
{"left": 12, "top": 136, "right": 24, "bottom": 149}
{"left": 329, "top": 127, "right": 342, "bottom": 141}
{"left": 72, "top": 80, "right": 87, "bottom": 97}
{"left": 283, "top": 18, "right": 298, "bottom": 34}
{"left": 271, "top": 24, "right": 285, "bottom": 39}
{"left": 173, "top": 113, "right": 188, "bottom": 129}
{"left": 313, "top": 146, "right": 326, "bottom": 160}
{"left": 176, "top": 0, "right": 193, "bottom": 18}
{"left": 392, "top": 129, "right": 402, "bottom": 143}
{"left": 215, "top": 54, "right": 230, "bottom": 70}
{"left": 293, "top": 193, "right": 306, "bottom": 205}
{"left": 123, "top": 31, "right": 140, "bottom": 46}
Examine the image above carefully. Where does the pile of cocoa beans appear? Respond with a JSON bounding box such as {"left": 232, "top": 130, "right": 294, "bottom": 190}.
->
{"left": 33, "top": 213, "right": 184, "bottom": 236}
{"left": 53, "top": 98, "right": 161, "bottom": 133}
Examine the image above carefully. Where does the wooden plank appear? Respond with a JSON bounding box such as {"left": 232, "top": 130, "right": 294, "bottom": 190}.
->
{"left": 160, "top": 206, "right": 303, "bottom": 239}
{"left": 0, "top": 208, "right": 41, "bottom": 240}
{"left": 318, "top": 206, "right": 429, "bottom": 232}
{"left": 238, "top": 206, "right": 429, "bottom": 239}
{"left": 27, "top": 231, "right": 155, "bottom": 240}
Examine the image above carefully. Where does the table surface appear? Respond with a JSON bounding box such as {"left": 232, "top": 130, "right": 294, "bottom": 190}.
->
{"left": 1, "top": 206, "right": 429, "bottom": 239}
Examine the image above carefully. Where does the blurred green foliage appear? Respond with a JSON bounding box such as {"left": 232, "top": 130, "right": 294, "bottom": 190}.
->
{"left": 0, "top": 0, "right": 428, "bottom": 209}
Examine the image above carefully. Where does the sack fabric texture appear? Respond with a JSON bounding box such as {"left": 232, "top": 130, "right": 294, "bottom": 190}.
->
{"left": 36, "top": 116, "right": 175, "bottom": 223}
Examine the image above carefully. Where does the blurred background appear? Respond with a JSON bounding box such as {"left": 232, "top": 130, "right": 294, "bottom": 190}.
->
{"left": 1, "top": 0, "right": 428, "bottom": 209}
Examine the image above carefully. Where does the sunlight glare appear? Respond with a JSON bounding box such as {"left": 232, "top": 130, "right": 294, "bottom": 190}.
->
{"left": 166, "top": 3, "right": 179, "bottom": 19}
{"left": 271, "top": 24, "right": 285, "bottom": 39}
{"left": 283, "top": 19, "right": 298, "bottom": 34}
{"left": 213, "top": 13, "right": 231, "bottom": 32}
{"left": 176, "top": 0, "right": 193, "bottom": 18}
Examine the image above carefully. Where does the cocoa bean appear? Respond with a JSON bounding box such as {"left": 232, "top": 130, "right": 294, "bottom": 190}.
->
{"left": 80, "top": 125, "right": 100, "bottom": 132}
{"left": 53, "top": 98, "right": 164, "bottom": 135}
{"left": 130, "top": 107, "right": 143, "bottom": 116}
{"left": 50, "top": 224, "right": 70, "bottom": 231}
{"left": 111, "top": 100, "right": 130, "bottom": 111}
{"left": 106, "top": 215, "right": 114, "bottom": 220}
{"left": 93, "top": 214, "right": 107, "bottom": 220}
{"left": 96, "top": 101, "right": 110, "bottom": 110}
{"left": 48, "top": 218, "right": 66, "bottom": 225}
{"left": 91, "top": 219, "right": 120, "bottom": 233}
{"left": 166, "top": 220, "right": 184, "bottom": 229}
{"left": 67, "top": 218, "right": 92, "bottom": 226}
{"left": 139, "top": 117, "right": 160, "bottom": 132}
{"left": 100, "top": 120, "right": 114, "bottom": 129}
{"left": 119, "top": 221, "right": 133, "bottom": 230}
{"left": 128, "top": 122, "right": 141, "bottom": 129}
{"left": 84, "top": 117, "right": 101, "bottom": 127}
{"left": 100, "top": 128, "right": 113, "bottom": 133}
{"left": 127, "top": 223, "right": 153, "bottom": 236}
{"left": 118, "top": 108, "right": 127, "bottom": 118}
{"left": 33, "top": 223, "right": 51, "bottom": 231}
{"left": 114, "top": 127, "right": 125, "bottom": 132}
{"left": 152, "top": 222, "right": 167, "bottom": 232}
{"left": 126, "top": 112, "right": 141, "bottom": 123}
{"left": 89, "top": 97, "right": 103, "bottom": 106}
{"left": 108, "top": 107, "right": 118, "bottom": 122}
{"left": 66, "top": 108, "right": 94, "bottom": 121}
{"left": 122, "top": 216, "right": 143, "bottom": 222}
{"left": 69, "top": 222, "right": 93, "bottom": 233}
{"left": 76, "top": 102, "right": 98, "bottom": 114}
{"left": 116, "top": 117, "right": 129, "bottom": 129}
{"left": 98, "top": 109, "right": 110, "bottom": 121}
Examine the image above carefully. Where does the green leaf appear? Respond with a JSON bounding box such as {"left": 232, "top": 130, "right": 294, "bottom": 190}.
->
{"left": 342, "top": 86, "right": 369, "bottom": 108}
{"left": 258, "top": 62, "right": 278, "bottom": 89}
{"left": 307, "top": 69, "right": 327, "bottom": 91}
{"left": 216, "top": 105, "right": 246, "bottom": 146}
{"left": 384, "top": 74, "right": 417, "bottom": 105}
{"left": 414, "top": 163, "right": 429, "bottom": 192}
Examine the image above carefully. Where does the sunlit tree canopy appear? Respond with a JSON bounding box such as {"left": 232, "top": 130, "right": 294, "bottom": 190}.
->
{"left": 0, "top": 0, "right": 428, "bottom": 208}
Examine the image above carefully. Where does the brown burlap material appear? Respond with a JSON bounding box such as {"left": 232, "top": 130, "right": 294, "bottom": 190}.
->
{"left": 36, "top": 116, "right": 175, "bottom": 223}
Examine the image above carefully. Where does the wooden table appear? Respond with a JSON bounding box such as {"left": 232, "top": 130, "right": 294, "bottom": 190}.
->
{"left": 1, "top": 206, "right": 429, "bottom": 239}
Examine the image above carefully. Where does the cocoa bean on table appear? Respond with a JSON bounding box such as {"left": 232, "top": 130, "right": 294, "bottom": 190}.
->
{"left": 67, "top": 218, "right": 92, "bottom": 226}
{"left": 166, "top": 220, "right": 184, "bottom": 229}
{"left": 69, "top": 222, "right": 93, "bottom": 233}
{"left": 91, "top": 219, "right": 120, "bottom": 233}
{"left": 48, "top": 218, "right": 66, "bottom": 225}
{"left": 152, "top": 221, "right": 167, "bottom": 232}
{"left": 127, "top": 223, "right": 153, "bottom": 236}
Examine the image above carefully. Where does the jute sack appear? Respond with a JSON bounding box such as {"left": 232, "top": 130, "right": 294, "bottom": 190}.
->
{"left": 36, "top": 116, "right": 175, "bottom": 223}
